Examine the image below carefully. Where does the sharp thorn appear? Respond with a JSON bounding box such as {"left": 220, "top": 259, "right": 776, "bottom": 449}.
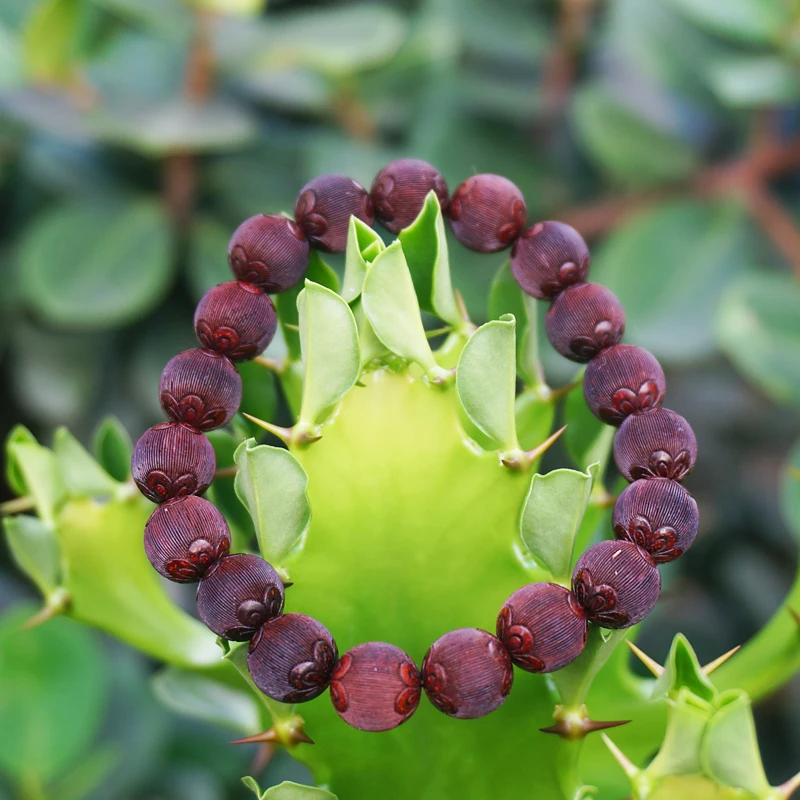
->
{"left": 232, "top": 728, "right": 278, "bottom": 745}
{"left": 779, "top": 769, "right": 800, "bottom": 798}
{"left": 584, "top": 719, "right": 631, "bottom": 734}
{"left": 243, "top": 414, "right": 293, "bottom": 445}
{"left": 539, "top": 716, "right": 629, "bottom": 740}
{"left": 702, "top": 644, "right": 741, "bottom": 675}
{"left": 282, "top": 581, "right": 294, "bottom": 589}
{"left": 626, "top": 640, "right": 664, "bottom": 677}
{"left": 253, "top": 356, "right": 286, "bottom": 375}
{"left": 22, "top": 589, "right": 71, "bottom": 630}
{"left": 601, "top": 734, "right": 639, "bottom": 778}
{"left": 525, "top": 425, "right": 567, "bottom": 465}
{"left": 293, "top": 729, "right": 315, "bottom": 745}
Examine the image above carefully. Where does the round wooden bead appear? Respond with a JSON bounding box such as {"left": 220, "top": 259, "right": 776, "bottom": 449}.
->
{"left": 248, "top": 613, "right": 337, "bottom": 704}
{"left": 330, "top": 642, "right": 421, "bottom": 732}
{"left": 370, "top": 158, "right": 449, "bottom": 233}
{"left": 159, "top": 348, "right": 242, "bottom": 431}
{"left": 583, "top": 344, "right": 666, "bottom": 426}
{"left": 447, "top": 174, "right": 527, "bottom": 253}
{"left": 572, "top": 540, "right": 661, "bottom": 629}
{"left": 132, "top": 422, "right": 216, "bottom": 503}
{"left": 545, "top": 283, "right": 625, "bottom": 362}
{"left": 294, "top": 174, "right": 374, "bottom": 253}
{"left": 496, "top": 583, "right": 588, "bottom": 673}
{"left": 144, "top": 496, "right": 230, "bottom": 582}
{"left": 510, "top": 221, "right": 590, "bottom": 299}
{"left": 228, "top": 214, "right": 310, "bottom": 293}
{"left": 194, "top": 282, "right": 277, "bottom": 362}
{"left": 614, "top": 407, "right": 697, "bottom": 483}
{"left": 421, "top": 628, "right": 513, "bottom": 719}
{"left": 196, "top": 553, "right": 284, "bottom": 641}
{"left": 613, "top": 478, "right": 699, "bottom": 563}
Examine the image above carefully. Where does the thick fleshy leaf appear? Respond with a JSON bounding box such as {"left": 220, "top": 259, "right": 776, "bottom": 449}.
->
{"left": 92, "top": 417, "right": 132, "bottom": 483}
{"left": 653, "top": 634, "right": 717, "bottom": 703}
{"left": 234, "top": 438, "right": 311, "bottom": 564}
{"left": 243, "top": 778, "right": 338, "bottom": 800}
{"left": 647, "top": 688, "right": 712, "bottom": 777}
{"left": 7, "top": 441, "right": 66, "bottom": 525}
{"left": 706, "top": 55, "right": 800, "bottom": 107}
{"left": 668, "top": 0, "right": 786, "bottom": 44}
{"left": 342, "top": 216, "right": 385, "bottom": 303}
{"left": 5, "top": 424, "right": 37, "bottom": 495}
{"left": 53, "top": 427, "right": 119, "bottom": 497}
{"left": 3, "top": 514, "right": 61, "bottom": 595}
{"left": 23, "top": 0, "right": 81, "bottom": 82}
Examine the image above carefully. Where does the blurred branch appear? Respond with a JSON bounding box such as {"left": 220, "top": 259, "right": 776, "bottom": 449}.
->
{"left": 744, "top": 185, "right": 800, "bottom": 277}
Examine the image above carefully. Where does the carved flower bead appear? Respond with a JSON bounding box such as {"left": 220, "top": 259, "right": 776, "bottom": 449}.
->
{"left": 421, "top": 628, "right": 513, "bottom": 719}
{"left": 196, "top": 553, "right": 284, "bottom": 641}
{"left": 247, "top": 613, "right": 337, "bottom": 703}
{"left": 583, "top": 344, "right": 666, "bottom": 426}
{"left": 545, "top": 283, "right": 625, "bottom": 362}
{"left": 132, "top": 422, "right": 215, "bottom": 503}
{"left": 227, "top": 214, "right": 310, "bottom": 293}
{"left": 329, "top": 642, "right": 421, "bottom": 732}
{"left": 194, "top": 281, "right": 277, "bottom": 362}
{"left": 447, "top": 174, "right": 527, "bottom": 253}
{"left": 614, "top": 407, "right": 697, "bottom": 483}
{"left": 510, "top": 221, "right": 590, "bottom": 299}
{"left": 497, "top": 583, "right": 587, "bottom": 673}
{"left": 572, "top": 540, "right": 661, "bottom": 629}
{"left": 294, "top": 174, "right": 374, "bottom": 253}
{"left": 613, "top": 478, "right": 699, "bottom": 564}
{"left": 159, "top": 348, "right": 242, "bottom": 431}
{"left": 370, "top": 158, "right": 449, "bottom": 233}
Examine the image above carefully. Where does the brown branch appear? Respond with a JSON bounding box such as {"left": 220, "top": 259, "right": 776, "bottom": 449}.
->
{"left": 744, "top": 185, "right": 800, "bottom": 278}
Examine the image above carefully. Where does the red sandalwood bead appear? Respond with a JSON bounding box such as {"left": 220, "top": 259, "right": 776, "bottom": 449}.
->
{"left": 447, "top": 174, "right": 527, "bottom": 253}
{"left": 294, "top": 174, "right": 374, "bottom": 253}
{"left": 497, "top": 583, "right": 588, "bottom": 673}
{"left": 227, "top": 214, "right": 310, "bottom": 293}
{"left": 159, "top": 348, "right": 242, "bottom": 431}
{"left": 370, "top": 158, "right": 449, "bottom": 233}
{"left": 572, "top": 540, "right": 661, "bottom": 629}
{"left": 329, "top": 642, "right": 421, "bottom": 732}
{"left": 132, "top": 422, "right": 215, "bottom": 503}
{"left": 248, "top": 613, "right": 337, "bottom": 704}
{"left": 583, "top": 344, "right": 666, "bottom": 426}
{"left": 614, "top": 407, "right": 697, "bottom": 483}
{"left": 421, "top": 628, "right": 513, "bottom": 719}
{"left": 144, "top": 496, "right": 230, "bottom": 582}
{"left": 510, "top": 221, "right": 590, "bottom": 299}
{"left": 613, "top": 478, "right": 699, "bottom": 564}
{"left": 196, "top": 553, "right": 284, "bottom": 641}
{"left": 194, "top": 281, "right": 277, "bottom": 362}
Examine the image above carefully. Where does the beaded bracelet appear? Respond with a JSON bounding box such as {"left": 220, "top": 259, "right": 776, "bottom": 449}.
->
{"left": 132, "top": 159, "right": 699, "bottom": 734}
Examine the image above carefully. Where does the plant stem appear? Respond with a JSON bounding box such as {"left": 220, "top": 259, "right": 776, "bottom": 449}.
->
{"left": 0, "top": 496, "right": 35, "bottom": 515}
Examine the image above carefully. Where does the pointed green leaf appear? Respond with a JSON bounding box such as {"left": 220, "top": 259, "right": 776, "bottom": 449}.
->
{"left": 7, "top": 441, "right": 66, "bottom": 524}
{"left": 234, "top": 438, "right": 311, "bottom": 564}
{"left": 353, "top": 298, "right": 390, "bottom": 367}
{"left": 92, "top": 416, "right": 132, "bottom": 483}
{"left": 3, "top": 515, "right": 61, "bottom": 595}
{"left": 342, "top": 216, "right": 385, "bottom": 302}
{"left": 297, "top": 280, "right": 360, "bottom": 427}
{"left": 647, "top": 688, "right": 713, "bottom": 777}
{"left": 653, "top": 633, "right": 717, "bottom": 703}
{"left": 54, "top": 428, "right": 119, "bottom": 497}
{"left": 5, "top": 424, "right": 37, "bottom": 495}
{"left": 243, "top": 778, "right": 338, "bottom": 800}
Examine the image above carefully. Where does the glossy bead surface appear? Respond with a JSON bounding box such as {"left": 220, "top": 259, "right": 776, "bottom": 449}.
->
{"left": 294, "top": 174, "right": 374, "bottom": 253}
{"left": 614, "top": 408, "right": 697, "bottom": 483}
{"left": 422, "top": 628, "right": 513, "bottom": 719}
{"left": 546, "top": 283, "right": 625, "bottom": 362}
{"left": 132, "top": 422, "right": 215, "bottom": 503}
{"left": 447, "top": 174, "right": 527, "bottom": 253}
{"left": 330, "top": 642, "right": 420, "bottom": 732}
{"left": 159, "top": 348, "right": 242, "bottom": 431}
{"left": 572, "top": 540, "right": 661, "bottom": 629}
{"left": 370, "top": 158, "right": 449, "bottom": 233}
{"left": 196, "top": 554, "right": 284, "bottom": 641}
{"left": 613, "top": 478, "right": 699, "bottom": 563}
{"left": 248, "top": 613, "right": 337, "bottom": 704}
{"left": 194, "top": 282, "right": 277, "bottom": 362}
{"left": 228, "top": 214, "right": 310, "bottom": 293}
{"left": 583, "top": 344, "right": 666, "bottom": 426}
{"left": 497, "top": 583, "right": 588, "bottom": 673}
{"left": 144, "top": 496, "right": 230, "bottom": 582}
{"left": 510, "top": 221, "right": 590, "bottom": 299}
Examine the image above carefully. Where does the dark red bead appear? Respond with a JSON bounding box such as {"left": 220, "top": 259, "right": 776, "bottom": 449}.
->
{"left": 194, "top": 281, "right": 277, "bottom": 362}
{"left": 330, "top": 642, "right": 420, "bottom": 732}
{"left": 447, "top": 174, "right": 527, "bottom": 253}
{"left": 248, "top": 613, "right": 337, "bottom": 704}
{"left": 510, "top": 221, "right": 590, "bottom": 299}
{"left": 613, "top": 478, "right": 699, "bottom": 564}
{"left": 572, "top": 540, "right": 660, "bottom": 629}
{"left": 196, "top": 553, "right": 284, "bottom": 641}
{"left": 497, "top": 583, "right": 588, "bottom": 673}
{"left": 132, "top": 422, "right": 215, "bottom": 503}
{"left": 545, "top": 283, "right": 625, "bottom": 362}
{"left": 159, "top": 349, "right": 242, "bottom": 431}
{"left": 583, "top": 344, "right": 666, "bottom": 426}
{"left": 294, "top": 174, "right": 374, "bottom": 253}
{"left": 614, "top": 408, "right": 697, "bottom": 483}
{"left": 144, "top": 496, "right": 230, "bottom": 582}
{"left": 228, "top": 214, "right": 310, "bottom": 293}
{"left": 421, "top": 628, "right": 513, "bottom": 719}
{"left": 370, "top": 158, "right": 449, "bottom": 233}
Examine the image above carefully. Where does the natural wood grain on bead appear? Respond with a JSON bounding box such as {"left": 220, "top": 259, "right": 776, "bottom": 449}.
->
{"left": 132, "top": 422, "right": 216, "bottom": 503}
{"left": 613, "top": 478, "right": 699, "bottom": 563}
{"left": 370, "top": 159, "right": 449, "bottom": 233}
{"left": 572, "top": 540, "right": 660, "bottom": 629}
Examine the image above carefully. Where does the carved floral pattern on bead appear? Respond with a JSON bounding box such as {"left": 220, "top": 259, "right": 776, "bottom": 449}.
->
{"left": 370, "top": 159, "right": 449, "bottom": 233}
